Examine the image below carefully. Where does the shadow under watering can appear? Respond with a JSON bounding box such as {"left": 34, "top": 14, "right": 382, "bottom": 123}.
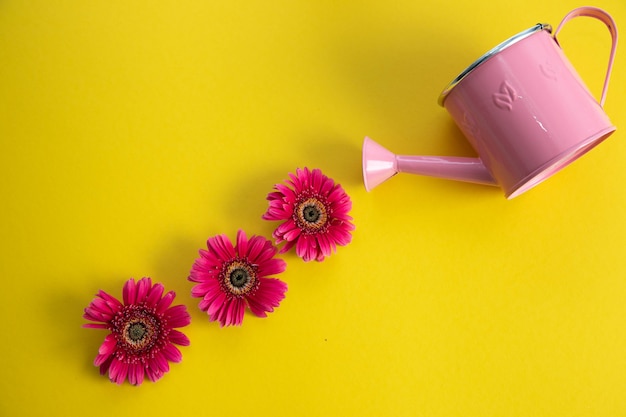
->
{"left": 363, "top": 6, "right": 618, "bottom": 199}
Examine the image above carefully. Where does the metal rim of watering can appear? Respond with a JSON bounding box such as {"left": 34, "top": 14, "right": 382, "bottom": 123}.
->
{"left": 438, "top": 23, "right": 552, "bottom": 106}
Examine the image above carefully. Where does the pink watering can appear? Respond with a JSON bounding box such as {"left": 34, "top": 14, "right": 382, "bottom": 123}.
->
{"left": 363, "top": 6, "right": 618, "bottom": 198}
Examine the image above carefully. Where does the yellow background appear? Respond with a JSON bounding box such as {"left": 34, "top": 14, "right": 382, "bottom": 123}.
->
{"left": 1, "top": 1, "right": 626, "bottom": 416}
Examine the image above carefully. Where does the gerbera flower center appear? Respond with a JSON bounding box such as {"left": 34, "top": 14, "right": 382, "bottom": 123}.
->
{"left": 112, "top": 306, "right": 162, "bottom": 354}
{"left": 303, "top": 205, "right": 321, "bottom": 222}
{"left": 230, "top": 268, "right": 249, "bottom": 288}
{"left": 295, "top": 197, "right": 328, "bottom": 231}
{"left": 127, "top": 322, "right": 147, "bottom": 342}
{"left": 223, "top": 260, "right": 257, "bottom": 296}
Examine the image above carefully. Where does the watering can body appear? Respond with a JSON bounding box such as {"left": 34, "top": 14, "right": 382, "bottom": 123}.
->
{"left": 363, "top": 7, "right": 617, "bottom": 199}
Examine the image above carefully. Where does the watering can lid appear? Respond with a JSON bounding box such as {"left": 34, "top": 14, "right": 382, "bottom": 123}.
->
{"left": 438, "top": 23, "right": 552, "bottom": 106}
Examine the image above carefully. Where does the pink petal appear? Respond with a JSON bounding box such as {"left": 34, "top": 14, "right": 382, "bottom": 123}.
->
{"left": 320, "top": 177, "right": 335, "bottom": 195}
{"left": 256, "top": 257, "right": 286, "bottom": 277}
{"left": 205, "top": 290, "right": 228, "bottom": 317}
{"left": 284, "top": 226, "right": 302, "bottom": 242}
{"left": 246, "top": 297, "right": 268, "bottom": 317}
{"left": 262, "top": 205, "right": 289, "bottom": 220}
{"left": 164, "top": 305, "right": 191, "bottom": 328}
{"left": 117, "top": 361, "right": 129, "bottom": 384}
{"left": 245, "top": 234, "right": 268, "bottom": 262}
{"left": 128, "top": 363, "right": 140, "bottom": 386}
{"left": 94, "top": 352, "right": 111, "bottom": 367}
{"left": 146, "top": 360, "right": 163, "bottom": 382}
{"left": 123, "top": 279, "right": 137, "bottom": 305}
{"left": 98, "top": 334, "right": 117, "bottom": 356}
{"left": 189, "top": 256, "right": 221, "bottom": 282}
{"left": 254, "top": 240, "right": 281, "bottom": 265}
{"left": 83, "top": 308, "right": 112, "bottom": 323}
{"left": 333, "top": 212, "right": 354, "bottom": 225}
{"left": 89, "top": 297, "right": 115, "bottom": 315}
{"left": 296, "top": 235, "right": 316, "bottom": 262}
{"left": 85, "top": 291, "right": 123, "bottom": 320}
{"left": 98, "top": 356, "right": 113, "bottom": 376}
{"left": 191, "top": 281, "right": 215, "bottom": 298}
{"left": 256, "top": 278, "right": 287, "bottom": 304}
{"left": 97, "top": 290, "right": 123, "bottom": 310}
{"left": 276, "top": 183, "right": 297, "bottom": 202}
{"left": 278, "top": 239, "right": 296, "bottom": 254}
{"left": 276, "top": 219, "right": 298, "bottom": 236}
{"left": 328, "top": 186, "right": 348, "bottom": 204}
{"left": 247, "top": 278, "right": 287, "bottom": 317}
{"left": 82, "top": 323, "right": 108, "bottom": 329}
{"left": 153, "top": 351, "right": 170, "bottom": 373}
{"left": 330, "top": 226, "right": 353, "bottom": 246}
{"left": 127, "top": 363, "right": 145, "bottom": 386}
{"left": 235, "top": 229, "right": 248, "bottom": 257}
{"left": 135, "top": 277, "right": 151, "bottom": 304}
{"left": 109, "top": 358, "right": 128, "bottom": 385}
{"left": 156, "top": 291, "right": 175, "bottom": 314}
{"left": 265, "top": 190, "right": 284, "bottom": 202}
{"left": 145, "top": 366, "right": 157, "bottom": 382}
{"left": 145, "top": 282, "right": 165, "bottom": 307}
{"left": 169, "top": 329, "right": 190, "bottom": 346}
{"left": 317, "top": 233, "right": 333, "bottom": 257}
{"left": 311, "top": 168, "right": 323, "bottom": 190}
{"left": 195, "top": 279, "right": 224, "bottom": 310}
{"left": 216, "top": 298, "right": 232, "bottom": 326}
{"left": 134, "top": 364, "right": 145, "bottom": 386}
{"left": 228, "top": 298, "right": 245, "bottom": 326}
{"left": 217, "top": 297, "right": 245, "bottom": 327}
{"left": 208, "top": 234, "right": 236, "bottom": 261}
{"left": 295, "top": 167, "right": 308, "bottom": 183}
{"left": 162, "top": 344, "right": 182, "bottom": 363}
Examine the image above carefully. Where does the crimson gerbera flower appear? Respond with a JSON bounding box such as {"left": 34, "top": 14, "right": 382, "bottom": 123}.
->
{"left": 262, "top": 167, "right": 355, "bottom": 262}
{"left": 83, "top": 277, "right": 191, "bottom": 385}
{"left": 188, "top": 230, "right": 288, "bottom": 327}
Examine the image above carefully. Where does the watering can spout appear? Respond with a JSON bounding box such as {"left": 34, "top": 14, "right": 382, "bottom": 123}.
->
{"left": 362, "top": 136, "right": 498, "bottom": 191}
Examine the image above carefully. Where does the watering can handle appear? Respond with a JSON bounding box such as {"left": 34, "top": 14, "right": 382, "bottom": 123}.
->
{"left": 553, "top": 6, "right": 618, "bottom": 107}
